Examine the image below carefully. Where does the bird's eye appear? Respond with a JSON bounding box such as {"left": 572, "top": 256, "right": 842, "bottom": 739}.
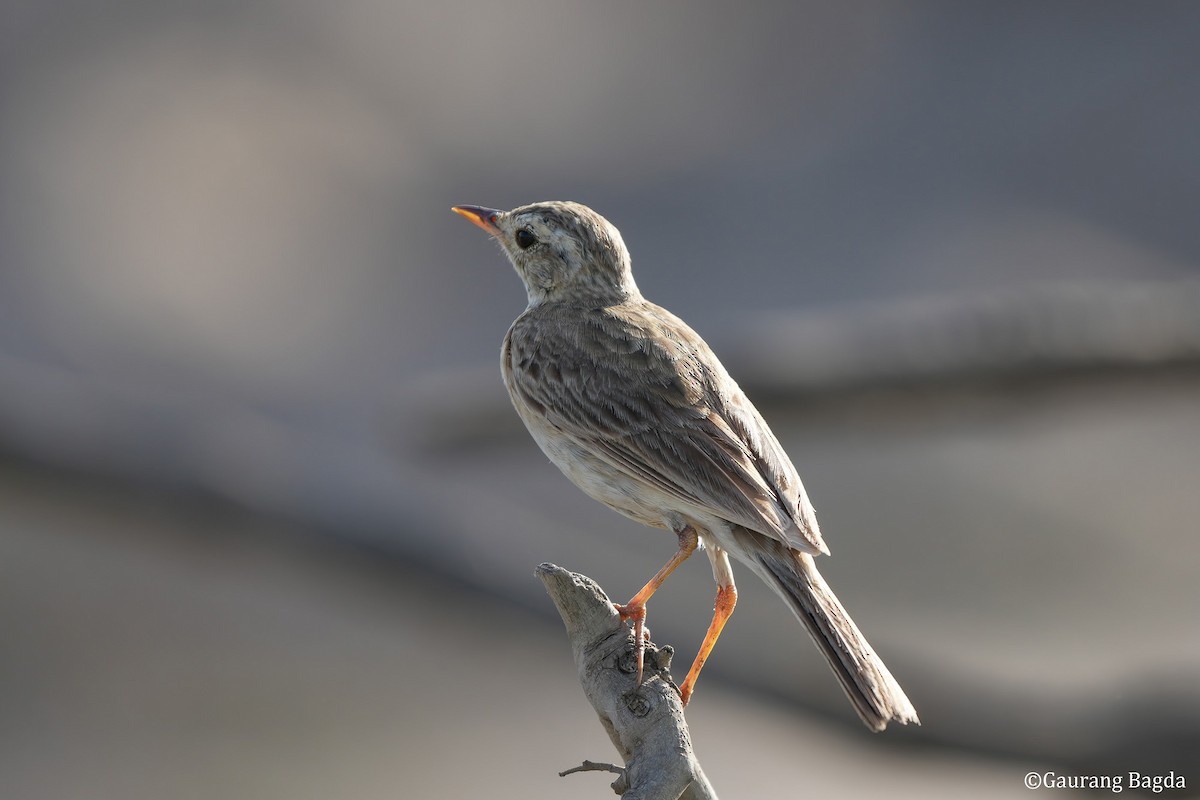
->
{"left": 514, "top": 228, "right": 538, "bottom": 250}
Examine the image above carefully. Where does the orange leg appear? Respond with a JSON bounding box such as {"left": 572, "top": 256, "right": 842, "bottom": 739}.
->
{"left": 614, "top": 525, "right": 698, "bottom": 685}
{"left": 678, "top": 550, "right": 738, "bottom": 706}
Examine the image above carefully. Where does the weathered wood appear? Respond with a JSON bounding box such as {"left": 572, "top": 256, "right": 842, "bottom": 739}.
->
{"left": 537, "top": 563, "right": 718, "bottom": 800}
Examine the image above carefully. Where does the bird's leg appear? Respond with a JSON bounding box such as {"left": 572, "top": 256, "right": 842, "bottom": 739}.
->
{"left": 678, "top": 548, "right": 738, "bottom": 706}
{"left": 614, "top": 524, "right": 698, "bottom": 685}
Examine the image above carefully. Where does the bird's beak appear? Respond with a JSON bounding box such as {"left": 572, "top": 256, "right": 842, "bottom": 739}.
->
{"left": 451, "top": 205, "right": 503, "bottom": 236}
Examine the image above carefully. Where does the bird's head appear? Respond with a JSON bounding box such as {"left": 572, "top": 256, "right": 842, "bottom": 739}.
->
{"left": 452, "top": 201, "right": 640, "bottom": 308}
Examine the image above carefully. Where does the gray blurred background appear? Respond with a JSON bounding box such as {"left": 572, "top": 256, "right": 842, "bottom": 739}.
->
{"left": 3, "top": 1, "right": 1199, "bottom": 798}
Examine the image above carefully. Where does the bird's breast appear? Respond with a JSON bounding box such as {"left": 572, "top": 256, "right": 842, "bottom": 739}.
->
{"left": 502, "top": 321, "right": 668, "bottom": 528}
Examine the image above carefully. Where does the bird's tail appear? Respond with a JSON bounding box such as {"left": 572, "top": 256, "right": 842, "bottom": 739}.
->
{"left": 754, "top": 550, "right": 919, "bottom": 731}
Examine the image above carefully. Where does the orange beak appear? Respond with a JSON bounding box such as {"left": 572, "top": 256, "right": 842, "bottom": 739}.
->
{"left": 451, "top": 205, "right": 503, "bottom": 236}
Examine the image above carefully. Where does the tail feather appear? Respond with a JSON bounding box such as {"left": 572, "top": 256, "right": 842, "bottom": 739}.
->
{"left": 756, "top": 551, "right": 919, "bottom": 732}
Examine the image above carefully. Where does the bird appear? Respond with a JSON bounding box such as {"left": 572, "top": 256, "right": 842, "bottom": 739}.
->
{"left": 451, "top": 200, "right": 918, "bottom": 731}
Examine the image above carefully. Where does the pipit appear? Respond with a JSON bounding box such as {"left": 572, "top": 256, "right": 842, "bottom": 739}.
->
{"left": 452, "top": 201, "right": 918, "bottom": 731}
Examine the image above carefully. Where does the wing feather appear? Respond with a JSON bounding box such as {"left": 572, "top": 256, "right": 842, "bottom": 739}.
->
{"left": 505, "top": 301, "right": 826, "bottom": 554}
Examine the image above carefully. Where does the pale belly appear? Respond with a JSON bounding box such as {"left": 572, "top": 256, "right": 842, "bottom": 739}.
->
{"left": 528, "top": 426, "right": 670, "bottom": 529}
{"left": 517, "top": 412, "right": 741, "bottom": 553}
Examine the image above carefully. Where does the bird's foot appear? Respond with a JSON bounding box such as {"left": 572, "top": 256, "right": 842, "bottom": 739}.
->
{"left": 613, "top": 602, "right": 649, "bottom": 685}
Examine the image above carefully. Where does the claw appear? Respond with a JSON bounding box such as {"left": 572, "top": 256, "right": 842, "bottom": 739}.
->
{"left": 614, "top": 602, "right": 647, "bottom": 684}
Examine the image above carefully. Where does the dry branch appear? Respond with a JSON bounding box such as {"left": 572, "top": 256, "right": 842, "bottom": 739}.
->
{"left": 536, "top": 562, "right": 718, "bottom": 800}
